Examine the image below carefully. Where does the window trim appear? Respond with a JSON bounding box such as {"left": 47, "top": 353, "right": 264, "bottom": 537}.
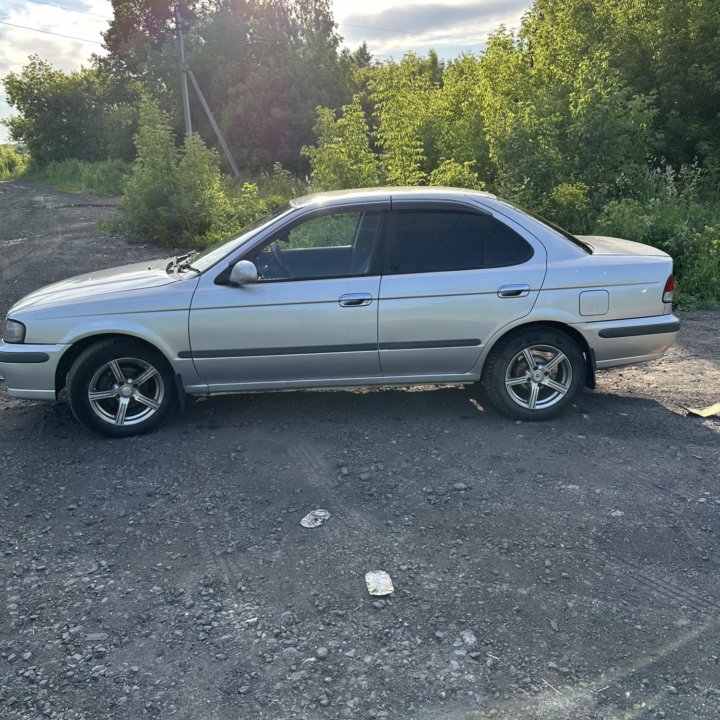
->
{"left": 497, "top": 199, "right": 592, "bottom": 253}
{"left": 215, "top": 202, "right": 389, "bottom": 285}
{"left": 382, "top": 207, "right": 534, "bottom": 276}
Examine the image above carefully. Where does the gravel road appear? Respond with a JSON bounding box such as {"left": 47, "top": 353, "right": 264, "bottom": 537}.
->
{"left": 1, "top": 181, "right": 719, "bottom": 720}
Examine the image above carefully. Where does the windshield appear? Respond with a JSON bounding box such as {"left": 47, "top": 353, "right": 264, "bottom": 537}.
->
{"left": 188, "top": 204, "right": 294, "bottom": 272}
{"left": 499, "top": 200, "right": 593, "bottom": 253}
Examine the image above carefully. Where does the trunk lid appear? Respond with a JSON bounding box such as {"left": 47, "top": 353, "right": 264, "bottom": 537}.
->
{"left": 577, "top": 235, "right": 669, "bottom": 257}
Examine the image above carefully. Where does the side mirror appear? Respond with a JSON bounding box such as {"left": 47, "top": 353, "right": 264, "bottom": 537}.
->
{"left": 229, "top": 260, "right": 258, "bottom": 286}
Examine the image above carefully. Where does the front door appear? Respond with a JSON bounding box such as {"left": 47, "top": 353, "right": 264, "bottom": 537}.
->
{"left": 378, "top": 204, "right": 547, "bottom": 377}
{"left": 188, "top": 207, "right": 386, "bottom": 389}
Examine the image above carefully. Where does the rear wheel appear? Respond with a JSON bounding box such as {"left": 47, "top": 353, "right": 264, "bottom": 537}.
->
{"left": 66, "top": 339, "right": 176, "bottom": 437}
{"left": 482, "top": 328, "right": 586, "bottom": 421}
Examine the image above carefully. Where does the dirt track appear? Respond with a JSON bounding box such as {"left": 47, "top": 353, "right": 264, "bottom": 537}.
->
{"left": 1, "top": 181, "right": 719, "bottom": 720}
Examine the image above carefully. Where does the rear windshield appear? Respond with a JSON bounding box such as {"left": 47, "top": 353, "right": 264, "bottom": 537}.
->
{"left": 499, "top": 200, "right": 592, "bottom": 253}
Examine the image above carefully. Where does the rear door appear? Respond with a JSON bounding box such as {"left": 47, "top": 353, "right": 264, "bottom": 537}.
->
{"left": 378, "top": 201, "right": 547, "bottom": 377}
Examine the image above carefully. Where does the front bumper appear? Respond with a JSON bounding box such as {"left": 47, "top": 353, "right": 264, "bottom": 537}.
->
{"left": 573, "top": 314, "right": 680, "bottom": 369}
{"left": 0, "top": 341, "right": 68, "bottom": 400}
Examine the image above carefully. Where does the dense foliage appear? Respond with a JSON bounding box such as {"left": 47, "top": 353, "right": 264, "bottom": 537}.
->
{"left": 2, "top": 0, "right": 719, "bottom": 302}
{"left": 98, "top": 0, "right": 354, "bottom": 172}
{"left": 0, "top": 145, "right": 26, "bottom": 179}
{"left": 301, "top": 0, "right": 720, "bottom": 304}
{"left": 120, "top": 96, "right": 228, "bottom": 244}
{"left": 3, "top": 57, "right": 136, "bottom": 165}
{"left": 119, "top": 97, "right": 291, "bottom": 245}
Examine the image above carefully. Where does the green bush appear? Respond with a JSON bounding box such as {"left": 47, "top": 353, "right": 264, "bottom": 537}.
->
{"left": 254, "top": 163, "right": 307, "bottom": 205}
{"left": 0, "top": 145, "right": 26, "bottom": 178}
{"left": 428, "top": 160, "right": 485, "bottom": 190}
{"left": 302, "top": 98, "right": 381, "bottom": 191}
{"left": 24, "top": 159, "right": 87, "bottom": 192}
{"left": 120, "top": 98, "right": 180, "bottom": 244}
{"left": 81, "top": 160, "right": 131, "bottom": 195}
{"left": 120, "top": 96, "right": 270, "bottom": 247}
{"left": 219, "top": 183, "right": 274, "bottom": 238}
{"left": 594, "top": 198, "right": 652, "bottom": 243}
{"left": 174, "top": 134, "right": 231, "bottom": 242}
{"left": 675, "top": 226, "right": 720, "bottom": 306}
{"left": 594, "top": 167, "right": 720, "bottom": 306}
{"left": 541, "top": 182, "right": 592, "bottom": 233}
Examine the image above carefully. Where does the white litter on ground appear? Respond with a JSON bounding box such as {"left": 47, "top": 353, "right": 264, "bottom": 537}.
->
{"left": 365, "top": 570, "right": 394, "bottom": 596}
{"left": 300, "top": 509, "right": 331, "bottom": 528}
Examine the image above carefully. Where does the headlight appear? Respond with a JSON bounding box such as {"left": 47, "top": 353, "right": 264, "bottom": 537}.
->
{"left": 2, "top": 319, "right": 26, "bottom": 344}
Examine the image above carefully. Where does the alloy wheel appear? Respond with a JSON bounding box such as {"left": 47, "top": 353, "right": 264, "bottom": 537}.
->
{"left": 87, "top": 357, "right": 165, "bottom": 427}
{"left": 504, "top": 344, "right": 573, "bottom": 411}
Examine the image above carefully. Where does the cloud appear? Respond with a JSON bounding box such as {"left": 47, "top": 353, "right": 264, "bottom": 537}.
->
{"left": 0, "top": 0, "right": 109, "bottom": 141}
{"left": 336, "top": 0, "right": 530, "bottom": 57}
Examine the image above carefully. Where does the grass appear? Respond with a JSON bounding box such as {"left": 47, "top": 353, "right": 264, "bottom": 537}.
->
{"left": 17, "top": 159, "right": 132, "bottom": 196}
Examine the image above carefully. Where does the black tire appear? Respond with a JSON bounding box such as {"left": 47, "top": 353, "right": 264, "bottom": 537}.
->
{"left": 482, "top": 327, "right": 586, "bottom": 421}
{"left": 66, "top": 339, "right": 177, "bottom": 437}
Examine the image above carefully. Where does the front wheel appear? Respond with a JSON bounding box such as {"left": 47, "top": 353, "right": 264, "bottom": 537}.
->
{"left": 66, "top": 339, "right": 177, "bottom": 437}
{"left": 482, "top": 328, "right": 586, "bottom": 421}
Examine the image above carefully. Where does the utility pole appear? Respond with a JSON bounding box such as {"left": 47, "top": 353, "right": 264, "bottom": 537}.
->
{"left": 185, "top": 68, "right": 241, "bottom": 179}
{"left": 175, "top": 6, "right": 192, "bottom": 138}
{"left": 173, "top": 5, "right": 241, "bottom": 179}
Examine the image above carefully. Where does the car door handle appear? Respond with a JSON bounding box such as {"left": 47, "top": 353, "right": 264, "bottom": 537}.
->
{"left": 497, "top": 284, "right": 530, "bottom": 298}
{"left": 339, "top": 293, "right": 372, "bottom": 307}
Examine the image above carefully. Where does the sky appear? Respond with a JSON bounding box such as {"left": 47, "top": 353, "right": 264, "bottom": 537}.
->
{"left": 0, "top": 0, "right": 533, "bottom": 143}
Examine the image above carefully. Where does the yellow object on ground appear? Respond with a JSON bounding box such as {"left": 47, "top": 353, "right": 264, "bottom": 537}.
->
{"left": 685, "top": 403, "right": 720, "bottom": 418}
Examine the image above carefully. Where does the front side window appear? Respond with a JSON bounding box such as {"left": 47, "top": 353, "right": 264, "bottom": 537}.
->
{"left": 189, "top": 204, "right": 293, "bottom": 272}
{"left": 250, "top": 211, "right": 382, "bottom": 281}
{"left": 388, "top": 210, "right": 533, "bottom": 274}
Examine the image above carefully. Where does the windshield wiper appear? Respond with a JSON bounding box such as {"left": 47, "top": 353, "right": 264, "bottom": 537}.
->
{"left": 168, "top": 252, "right": 200, "bottom": 274}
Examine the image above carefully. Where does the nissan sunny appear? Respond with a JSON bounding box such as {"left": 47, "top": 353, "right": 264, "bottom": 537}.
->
{"left": 0, "top": 188, "right": 679, "bottom": 437}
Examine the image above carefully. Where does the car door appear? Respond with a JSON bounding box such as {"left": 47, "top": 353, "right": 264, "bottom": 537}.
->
{"left": 378, "top": 201, "right": 547, "bottom": 377}
{"left": 187, "top": 204, "right": 387, "bottom": 389}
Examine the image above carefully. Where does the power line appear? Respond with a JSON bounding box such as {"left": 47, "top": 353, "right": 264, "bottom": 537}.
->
{"left": 0, "top": 13, "right": 484, "bottom": 53}
{"left": 21, "top": 0, "right": 112, "bottom": 20}
{"left": 0, "top": 20, "right": 104, "bottom": 44}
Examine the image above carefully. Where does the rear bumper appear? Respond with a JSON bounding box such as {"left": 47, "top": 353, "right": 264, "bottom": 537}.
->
{"left": 573, "top": 314, "right": 680, "bottom": 369}
{"left": 0, "top": 341, "right": 67, "bottom": 400}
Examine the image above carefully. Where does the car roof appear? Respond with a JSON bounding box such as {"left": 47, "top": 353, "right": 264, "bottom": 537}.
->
{"left": 290, "top": 186, "right": 497, "bottom": 209}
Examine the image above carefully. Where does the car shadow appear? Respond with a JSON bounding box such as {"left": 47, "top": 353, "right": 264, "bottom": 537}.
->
{"left": 1, "top": 381, "right": 717, "bottom": 446}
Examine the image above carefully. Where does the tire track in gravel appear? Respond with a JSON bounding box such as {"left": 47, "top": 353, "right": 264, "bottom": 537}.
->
{"left": 606, "top": 558, "right": 720, "bottom": 618}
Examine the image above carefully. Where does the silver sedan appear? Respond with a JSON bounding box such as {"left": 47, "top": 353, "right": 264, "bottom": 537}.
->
{"left": 0, "top": 187, "right": 679, "bottom": 437}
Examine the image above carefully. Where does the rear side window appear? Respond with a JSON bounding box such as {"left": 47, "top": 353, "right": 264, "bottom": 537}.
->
{"left": 388, "top": 210, "right": 533, "bottom": 274}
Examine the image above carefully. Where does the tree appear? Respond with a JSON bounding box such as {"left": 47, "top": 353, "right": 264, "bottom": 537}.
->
{"left": 520, "top": 0, "right": 720, "bottom": 174}
{"left": 102, "top": 0, "right": 198, "bottom": 76}
{"left": 98, "top": 0, "right": 353, "bottom": 173}
{"left": 302, "top": 97, "right": 379, "bottom": 189}
{"left": 4, "top": 57, "right": 106, "bottom": 165}
{"left": 121, "top": 96, "right": 229, "bottom": 244}
{"left": 187, "top": 0, "right": 351, "bottom": 172}
{"left": 369, "top": 54, "right": 439, "bottom": 186}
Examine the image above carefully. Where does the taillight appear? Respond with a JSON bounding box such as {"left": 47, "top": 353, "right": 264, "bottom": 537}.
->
{"left": 663, "top": 275, "right": 675, "bottom": 303}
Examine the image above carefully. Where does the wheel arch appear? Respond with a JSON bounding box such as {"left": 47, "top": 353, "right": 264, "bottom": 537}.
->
{"left": 480, "top": 320, "right": 595, "bottom": 388}
{"left": 55, "top": 333, "right": 174, "bottom": 395}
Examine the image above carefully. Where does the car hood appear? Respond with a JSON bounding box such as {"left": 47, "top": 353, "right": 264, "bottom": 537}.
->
{"left": 9, "top": 258, "right": 178, "bottom": 313}
{"left": 576, "top": 235, "right": 669, "bottom": 257}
